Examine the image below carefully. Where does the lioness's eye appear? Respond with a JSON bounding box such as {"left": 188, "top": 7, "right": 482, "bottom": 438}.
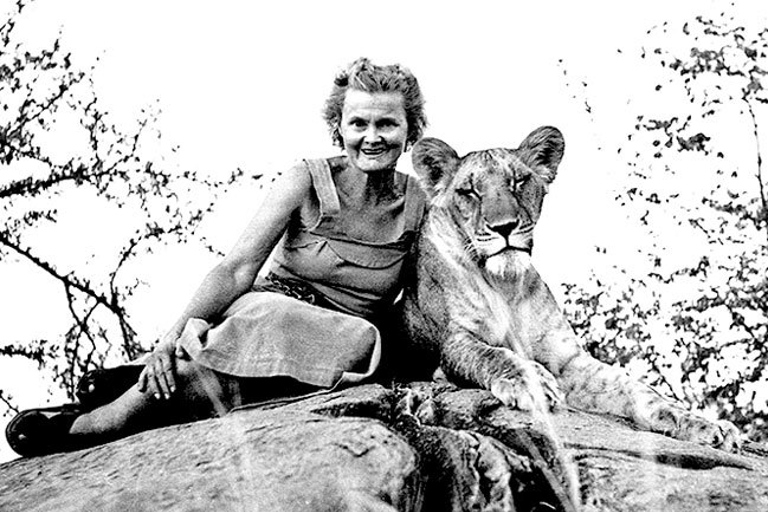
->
{"left": 454, "top": 187, "right": 477, "bottom": 217}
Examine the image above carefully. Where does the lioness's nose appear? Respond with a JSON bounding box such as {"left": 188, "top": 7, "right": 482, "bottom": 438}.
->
{"left": 487, "top": 219, "right": 519, "bottom": 239}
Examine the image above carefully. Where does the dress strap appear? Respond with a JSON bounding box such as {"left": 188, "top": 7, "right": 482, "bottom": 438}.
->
{"left": 402, "top": 174, "right": 427, "bottom": 233}
{"left": 304, "top": 159, "right": 340, "bottom": 218}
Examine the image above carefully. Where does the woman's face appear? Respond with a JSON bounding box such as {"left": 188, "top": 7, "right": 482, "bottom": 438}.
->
{"left": 340, "top": 90, "right": 408, "bottom": 173}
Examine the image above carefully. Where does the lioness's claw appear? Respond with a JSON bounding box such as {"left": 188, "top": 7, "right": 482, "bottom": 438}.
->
{"left": 715, "top": 421, "right": 742, "bottom": 453}
{"left": 532, "top": 362, "right": 564, "bottom": 410}
{"left": 663, "top": 407, "right": 743, "bottom": 452}
{"left": 490, "top": 363, "right": 562, "bottom": 413}
{"left": 492, "top": 377, "right": 530, "bottom": 410}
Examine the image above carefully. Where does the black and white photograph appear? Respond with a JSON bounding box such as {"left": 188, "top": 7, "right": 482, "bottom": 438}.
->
{"left": 0, "top": 0, "right": 766, "bottom": 510}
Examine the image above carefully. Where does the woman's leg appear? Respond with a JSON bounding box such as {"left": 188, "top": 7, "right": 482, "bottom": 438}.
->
{"left": 70, "top": 357, "right": 237, "bottom": 439}
{"left": 8, "top": 354, "right": 325, "bottom": 457}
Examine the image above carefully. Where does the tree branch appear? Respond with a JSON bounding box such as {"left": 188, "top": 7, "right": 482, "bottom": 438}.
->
{"left": 0, "top": 231, "right": 124, "bottom": 318}
{"left": 8, "top": 68, "right": 84, "bottom": 140}
{"left": 0, "top": 161, "right": 94, "bottom": 199}
{"left": 743, "top": 98, "right": 768, "bottom": 242}
{"left": 63, "top": 283, "right": 99, "bottom": 361}
{"left": 0, "top": 390, "right": 19, "bottom": 416}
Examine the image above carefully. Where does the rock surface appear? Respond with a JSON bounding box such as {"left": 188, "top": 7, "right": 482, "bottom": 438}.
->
{"left": 1, "top": 382, "right": 767, "bottom": 512}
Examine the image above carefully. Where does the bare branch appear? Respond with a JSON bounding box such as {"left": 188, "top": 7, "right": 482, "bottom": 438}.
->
{"left": 0, "top": 161, "right": 103, "bottom": 199}
{"left": 0, "top": 0, "right": 240, "bottom": 406}
{"left": 7, "top": 68, "right": 84, "bottom": 139}
{"left": 0, "top": 231, "right": 124, "bottom": 317}
{"left": 0, "top": 390, "right": 20, "bottom": 417}
{"left": 743, "top": 98, "right": 768, "bottom": 240}
{"left": 63, "top": 283, "right": 99, "bottom": 358}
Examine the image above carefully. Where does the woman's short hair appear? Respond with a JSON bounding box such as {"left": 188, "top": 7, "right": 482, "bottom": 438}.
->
{"left": 323, "top": 57, "right": 427, "bottom": 149}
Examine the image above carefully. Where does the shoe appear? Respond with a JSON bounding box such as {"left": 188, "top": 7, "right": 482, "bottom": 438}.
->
{"left": 5, "top": 404, "right": 88, "bottom": 457}
{"left": 76, "top": 365, "right": 144, "bottom": 410}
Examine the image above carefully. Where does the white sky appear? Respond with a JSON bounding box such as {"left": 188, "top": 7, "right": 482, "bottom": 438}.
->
{"left": 1, "top": 0, "right": 765, "bottom": 462}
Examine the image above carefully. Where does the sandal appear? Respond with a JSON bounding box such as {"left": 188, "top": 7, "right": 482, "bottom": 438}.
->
{"left": 5, "top": 404, "right": 89, "bottom": 457}
{"left": 76, "top": 365, "right": 144, "bottom": 410}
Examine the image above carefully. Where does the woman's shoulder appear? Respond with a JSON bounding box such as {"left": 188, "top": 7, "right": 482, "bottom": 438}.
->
{"left": 264, "top": 160, "right": 317, "bottom": 206}
{"left": 291, "top": 156, "right": 348, "bottom": 182}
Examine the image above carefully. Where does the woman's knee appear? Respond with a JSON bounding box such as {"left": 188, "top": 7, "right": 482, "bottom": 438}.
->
{"left": 174, "top": 358, "right": 237, "bottom": 413}
{"left": 174, "top": 357, "right": 205, "bottom": 380}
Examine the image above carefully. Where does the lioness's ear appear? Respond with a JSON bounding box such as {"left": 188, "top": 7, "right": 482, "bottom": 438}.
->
{"left": 517, "top": 126, "right": 565, "bottom": 184}
{"left": 411, "top": 138, "right": 460, "bottom": 198}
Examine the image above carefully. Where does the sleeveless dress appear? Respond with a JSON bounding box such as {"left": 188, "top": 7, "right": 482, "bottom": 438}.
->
{"left": 177, "top": 157, "right": 426, "bottom": 389}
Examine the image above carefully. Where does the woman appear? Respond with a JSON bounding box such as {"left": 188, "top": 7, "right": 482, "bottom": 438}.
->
{"left": 6, "top": 57, "right": 428, "bottom": 457}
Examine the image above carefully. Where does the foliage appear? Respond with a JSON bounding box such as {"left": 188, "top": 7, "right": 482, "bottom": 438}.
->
{"left": 0, "top": 0, "right": 243, "bottom": 413}
{"left": 561, "top": 9, "right": 768, "bottom": 440}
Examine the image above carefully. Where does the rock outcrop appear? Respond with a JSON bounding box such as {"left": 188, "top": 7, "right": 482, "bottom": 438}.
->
{"left": 1, "top": 382, "right": 766, "bottom": 512}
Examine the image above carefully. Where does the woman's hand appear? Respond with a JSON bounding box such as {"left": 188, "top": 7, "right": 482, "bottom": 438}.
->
{"left": 137, "top": 335, "right": 181, "bottom": 400}
{"left": 132, "top": 163, "right": 308, "bottom": 400}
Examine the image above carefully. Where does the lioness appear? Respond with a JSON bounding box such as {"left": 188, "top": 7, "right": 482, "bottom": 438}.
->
{"left": 401, "top": 125, "right": 740, "bottom": 451}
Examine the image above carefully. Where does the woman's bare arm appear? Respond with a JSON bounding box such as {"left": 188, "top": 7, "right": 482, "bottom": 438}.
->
{"left": 139, "top": 163, "right": 312, "bottom": 399}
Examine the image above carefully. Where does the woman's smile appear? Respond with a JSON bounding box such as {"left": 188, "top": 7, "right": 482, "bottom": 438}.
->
{"left": 340, "top": 90, "right": 408, "bottom": 173}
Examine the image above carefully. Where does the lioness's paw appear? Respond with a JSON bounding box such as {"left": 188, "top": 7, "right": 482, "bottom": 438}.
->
{"left": 675, "top": 414, "right": 743, "bottom": 452}
{"left": 490, "top": 362, "right": 563, "bottom": 412}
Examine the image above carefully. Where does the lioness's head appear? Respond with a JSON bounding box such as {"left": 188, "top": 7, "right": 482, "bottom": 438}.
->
{"left": 412, "top": 126, "right": 564, "bottom": 274}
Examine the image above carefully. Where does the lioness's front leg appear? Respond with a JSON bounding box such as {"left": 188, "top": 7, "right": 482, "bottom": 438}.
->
{"left": 560, "top": 353, "right": 741, "bottom": 451}
{"left": 441, "top": 331, "right": 564, "bottom": 412}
